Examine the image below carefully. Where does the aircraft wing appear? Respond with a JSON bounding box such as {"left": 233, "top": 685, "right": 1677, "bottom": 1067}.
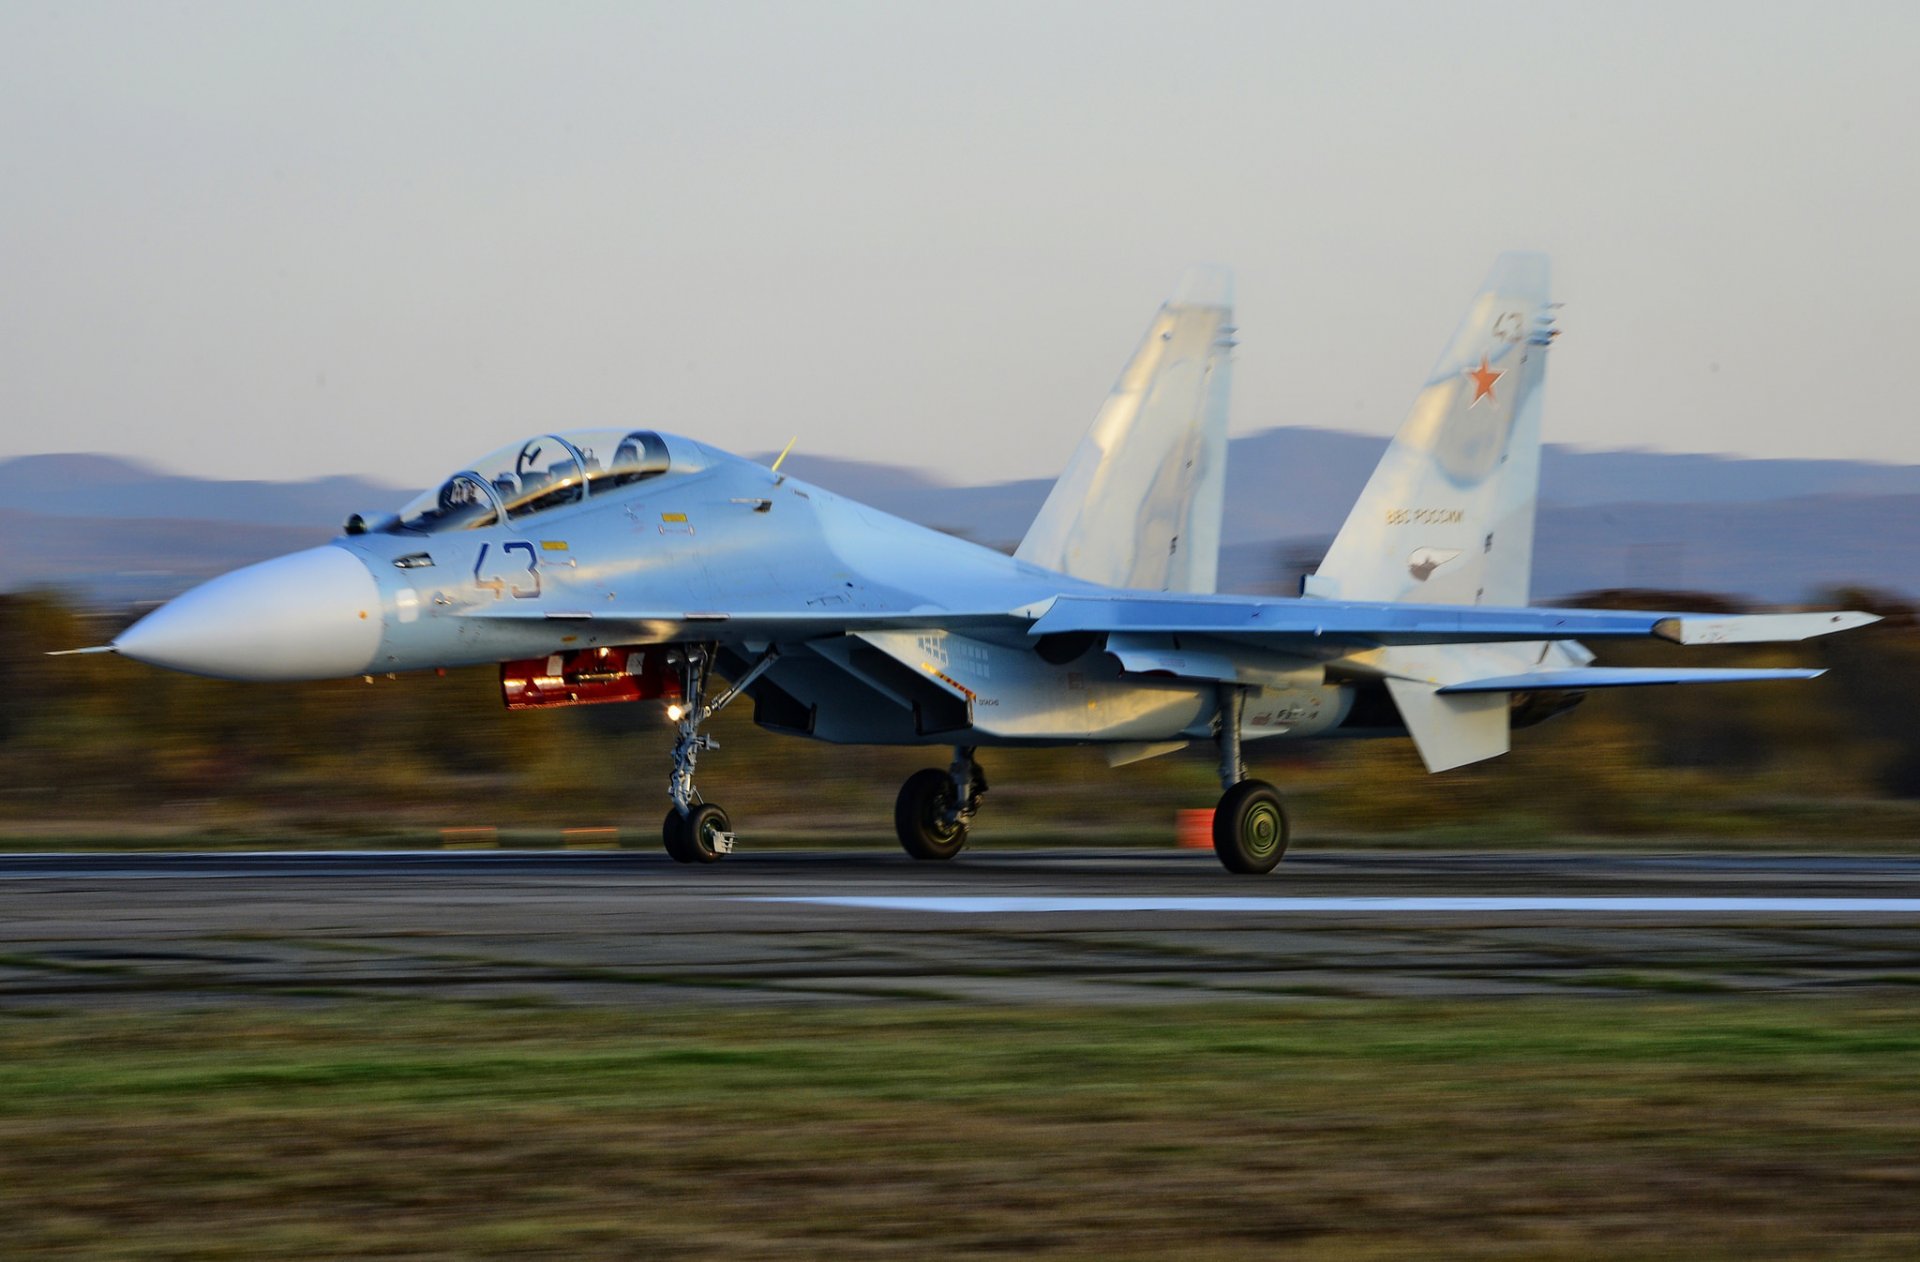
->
{"left": 454, "top": 605, "right": 1026, "bottom": 644}
{"left": 1021, "top": 594, "right": 1879, "bottom": 648}
{"left": 459, "top": 593, "right": 1876, "bottom": 651}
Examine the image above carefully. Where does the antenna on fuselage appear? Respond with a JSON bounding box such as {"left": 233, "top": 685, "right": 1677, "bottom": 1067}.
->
{"left": 770, "top": 436, "right": 798, "bottom": 484}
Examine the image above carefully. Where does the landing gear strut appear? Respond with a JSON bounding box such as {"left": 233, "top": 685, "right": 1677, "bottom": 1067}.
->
{"left": 1211, "top": 685, "right": 1289, "bottom": 874}
{"left": 895, "top": 746, "right": 988, "bottom": 861}
{"left": 660, "top": 645, "right": 778, "bottom": 864}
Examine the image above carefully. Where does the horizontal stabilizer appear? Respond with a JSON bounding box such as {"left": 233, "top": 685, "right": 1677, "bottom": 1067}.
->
{"left": 1437, "top": 667, "right": 1825, "bottom": 693}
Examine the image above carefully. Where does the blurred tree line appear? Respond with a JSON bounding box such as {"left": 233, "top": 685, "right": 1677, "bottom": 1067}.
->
{"left": 3, "top": 588, "right": 1919, "bottom": 846}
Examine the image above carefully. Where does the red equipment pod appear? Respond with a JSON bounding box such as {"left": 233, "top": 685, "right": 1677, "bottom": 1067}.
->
{"left": 500, "top": 647, "right": 681, "bottom": 710}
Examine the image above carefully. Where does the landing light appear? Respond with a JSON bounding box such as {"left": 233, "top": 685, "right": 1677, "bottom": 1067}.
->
{"left": 666, "top": 703, "right": 685, "bottom": 722}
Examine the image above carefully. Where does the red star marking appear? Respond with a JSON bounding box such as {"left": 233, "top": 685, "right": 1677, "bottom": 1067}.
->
{"left": 1466, "top": 353, "right": 1503, "bottom": 406}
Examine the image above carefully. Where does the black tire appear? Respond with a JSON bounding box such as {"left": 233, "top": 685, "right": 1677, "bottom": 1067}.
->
{"left": 682, "top": 803, "right": 731, "bottom": 864}
{"left": 662, "top": 808, "right": 696, "bottom": 864}
{"left": 895, "top": 768, "right": 968, "bottom": 861}
{"left": 1212, "top": 780, "right": 1289, "bottom": 875}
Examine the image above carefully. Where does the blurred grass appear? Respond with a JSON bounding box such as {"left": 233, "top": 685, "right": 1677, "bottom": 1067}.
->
{"left": 11, "top": 588, "right": 1920, "bottom": 850}
{"left": 1, "top": 999, "right": 1917, "bottom": 1258}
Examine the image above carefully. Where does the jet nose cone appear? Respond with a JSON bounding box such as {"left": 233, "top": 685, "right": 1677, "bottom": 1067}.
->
{"left": 114, "top": 546, "right": 383, "bottom": 681}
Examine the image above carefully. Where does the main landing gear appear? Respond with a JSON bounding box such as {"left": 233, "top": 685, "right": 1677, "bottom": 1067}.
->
{"left": 895, "top": 746, "right": 988, "bottom": 860}
{"left": 660, "top": 645, "right": 778, "bottom": 864}
{"left": 1211, "top": 685, "right": 1289, "bottom": 875}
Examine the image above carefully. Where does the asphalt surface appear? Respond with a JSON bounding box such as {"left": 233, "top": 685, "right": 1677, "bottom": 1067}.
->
{"left": 3, "top": 848, "right": 1918, "bottom": 1007}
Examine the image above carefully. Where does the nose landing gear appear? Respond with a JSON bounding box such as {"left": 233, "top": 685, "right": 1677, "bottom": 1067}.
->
{"left": 659, "top": 645, "right": 777, "bottom": 864}
{"left": 663, "top": 802, "right": 734, "bottom": 864}
{"left": 1210, "top": 685, "right": 1289, "bottom": 875}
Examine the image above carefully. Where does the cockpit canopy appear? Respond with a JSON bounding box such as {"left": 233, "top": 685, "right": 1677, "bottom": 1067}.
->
{"left": 390, "top": 429, "right": 677, "bottom": 534}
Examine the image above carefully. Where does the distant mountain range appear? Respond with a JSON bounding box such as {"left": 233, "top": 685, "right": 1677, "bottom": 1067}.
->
{"left": 0, "top": 453, "right": 398, "bottom": 529}
{"left": 4, "top": 428, "right": 1917, "bottom": 606}
{"left": 775, "top": 431, "right": 1920, "bottom": 546}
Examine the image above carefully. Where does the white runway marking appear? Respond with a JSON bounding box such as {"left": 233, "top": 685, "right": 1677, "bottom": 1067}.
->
{"left": 752, "top": 895, "right": 1920, "bottom": 915}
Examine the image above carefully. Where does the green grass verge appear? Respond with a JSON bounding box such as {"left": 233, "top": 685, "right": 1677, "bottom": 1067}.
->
{"left": 2, "top": 999, "right": 1918, "bottom": 1258}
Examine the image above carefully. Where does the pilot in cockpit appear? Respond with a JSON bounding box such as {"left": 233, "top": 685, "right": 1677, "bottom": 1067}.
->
{"left": 382, "top": 429, "right": 678, "bottom": 535}
{"left": 435, "top": 474, "right": 497, "bottom": 531}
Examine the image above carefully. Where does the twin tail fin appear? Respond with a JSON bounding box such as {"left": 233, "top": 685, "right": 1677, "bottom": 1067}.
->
{"left": 1016, "top": 268, "right": 1235, "bottom": 594}
{"left": 1308, "top": 252, "right": 1555, "bottom": 608}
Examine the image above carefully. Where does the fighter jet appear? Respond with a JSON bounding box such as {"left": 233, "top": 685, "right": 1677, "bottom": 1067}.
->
{"left": 88, "top": 255, "right": 1877, "bottom": 873}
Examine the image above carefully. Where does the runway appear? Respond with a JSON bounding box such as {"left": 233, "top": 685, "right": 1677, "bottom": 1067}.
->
{"left": 3, "top": 848, "right": 1918, "bottom": 1007}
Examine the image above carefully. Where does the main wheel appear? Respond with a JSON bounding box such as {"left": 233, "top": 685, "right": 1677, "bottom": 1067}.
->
{"left": 682, "top": 803, "right": 731, "bottom": 864}
{"left": 663, "top": 807, "right": 696, "bottom": 863}
{"left": 895, "top": 768, "right": 968, "bottom": 861}
{"left": 1212, "top": 780, "right": 1289, "bottom": 875}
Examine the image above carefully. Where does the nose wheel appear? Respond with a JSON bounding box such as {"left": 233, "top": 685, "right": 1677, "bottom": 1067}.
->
{"left": 657, "top": 645, "right": 777, "bottom": 864}
{"left": 664, "top": 803, "right": 733, "bottom": 864}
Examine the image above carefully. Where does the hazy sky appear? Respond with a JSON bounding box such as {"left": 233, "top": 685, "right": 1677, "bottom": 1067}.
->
{"left": 2, "top": 1, "right": 1916, "bottom": 489}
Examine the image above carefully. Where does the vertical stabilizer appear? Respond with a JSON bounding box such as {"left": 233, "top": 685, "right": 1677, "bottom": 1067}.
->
{"left": 1308, "top": 253, "right": 1555, "bottom": 607}
{"left": 1016, "top": 269, "right": 1234, "bottom": 592}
